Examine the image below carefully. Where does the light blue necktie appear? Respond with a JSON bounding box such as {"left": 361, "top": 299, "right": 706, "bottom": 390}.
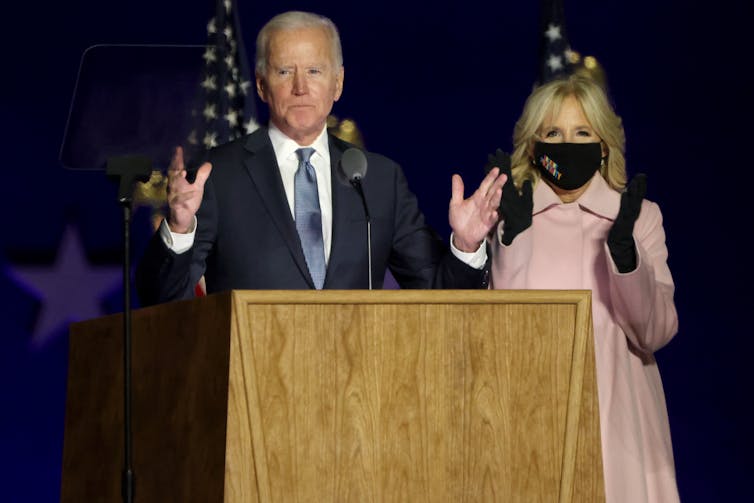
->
{"left": 294, "top": 147, "right": 326, "bottom": 289}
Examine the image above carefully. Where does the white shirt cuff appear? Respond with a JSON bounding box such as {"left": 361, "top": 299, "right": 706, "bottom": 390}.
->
{"left": 450, "top": 233, "right": 487, "bottom": 270}
{"left": 159, "top": 217, "right": 197, "bottom": 254}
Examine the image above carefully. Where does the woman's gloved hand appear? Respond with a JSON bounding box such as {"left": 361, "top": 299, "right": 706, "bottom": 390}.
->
{"left": 485, "top": 149, "right": 532, "bottom": 246}
{"left": 607, "top": 173, "right": 647, "bottom": 273}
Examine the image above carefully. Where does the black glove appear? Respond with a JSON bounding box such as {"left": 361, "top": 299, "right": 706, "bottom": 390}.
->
{"left": 607, "top": 173, "right": 647, "bottom": 273}
{"left": 484, "top": 149, "right": 533, "bottom": 246}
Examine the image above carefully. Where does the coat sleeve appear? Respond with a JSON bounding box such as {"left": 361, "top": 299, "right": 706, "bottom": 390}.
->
{"left": 134, "top": 173, "right": 218, "bottom": 306}
{"left": 386, "top": 161, "right": 486, "bottom": 289}
{"left": 605, "top": 200, "right": 678, "bottom": 354}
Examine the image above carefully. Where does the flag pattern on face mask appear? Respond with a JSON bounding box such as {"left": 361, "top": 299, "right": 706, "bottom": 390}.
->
{"left": 538, "top": 154, "right": 562, "bottom": 180}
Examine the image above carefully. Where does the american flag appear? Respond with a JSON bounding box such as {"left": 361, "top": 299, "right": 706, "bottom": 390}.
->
{"left": 186, "top": 0, "right": 257, "bottom": 163}
{"left": 538, "top": 0, "right": 575, "bottom": 84}
{"left": 185, "top": 0, "right": 258, "bottom": 296}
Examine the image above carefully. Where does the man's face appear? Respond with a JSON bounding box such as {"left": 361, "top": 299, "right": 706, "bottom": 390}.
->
{"left": 256, "top": 27, "right": 344, "bottom": 145}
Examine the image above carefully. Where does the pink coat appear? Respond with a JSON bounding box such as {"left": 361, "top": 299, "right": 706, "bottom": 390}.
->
{"left": 489, "top": 173, "right": 679, "bottom": 503}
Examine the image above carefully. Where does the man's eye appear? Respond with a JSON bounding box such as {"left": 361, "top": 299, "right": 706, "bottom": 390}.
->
{"left": 308, "top": 68, "right": 322, "bottom": 75}
{"left": 277, "top": 69, "right": 291, "bottom": 76}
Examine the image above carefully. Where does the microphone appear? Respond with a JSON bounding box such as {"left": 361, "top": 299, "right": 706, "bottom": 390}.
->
{"left": 339, "top": 148, "right": 372, "bottom": 289}
{"left": 341, "top": 147, "right": 368, "bottom": 183}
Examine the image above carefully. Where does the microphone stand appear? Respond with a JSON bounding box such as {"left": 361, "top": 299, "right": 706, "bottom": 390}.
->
{"left": 106, "top": 155, "right": 153, "bottom": 503}
{"left": 350, "top": 177, "right": 372, "bottom": 289}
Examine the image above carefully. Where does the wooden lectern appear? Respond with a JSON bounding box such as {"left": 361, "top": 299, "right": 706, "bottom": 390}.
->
{"left": 61, "top": 290, "right": 604, "bottom": 502}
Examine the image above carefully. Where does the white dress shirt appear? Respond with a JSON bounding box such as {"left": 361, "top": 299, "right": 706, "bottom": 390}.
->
{"left": 160, "top": 124, "right": 487, "bottom": 271}
{"left": 268, "top": 124, "right": 333, "bottom": 263}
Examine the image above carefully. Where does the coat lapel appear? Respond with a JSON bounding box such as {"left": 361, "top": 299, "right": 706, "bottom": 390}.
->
{"left": 327, "top": 135, "right": 361, "bottom": 287}
{"left": 325, "top": 135, "right": 354, "bottom": 286}
{"left": 242, "top": 129, "right": 314, "bottom": 287}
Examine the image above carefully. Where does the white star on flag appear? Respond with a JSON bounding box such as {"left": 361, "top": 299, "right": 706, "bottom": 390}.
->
{"left": 547, "top": 54, "right": 564, "bottom": 71}
{"left": 245, "top": 117, "right": 259, "bottom": 134}
{"left": 538, "top": 0, "right": 575, "bottom": 83}
{"left": 201, "top": 75, "right": 217, "bottom": 91}
{"left": 224, "top": 82, "right": 236, "bottom": 98}
{"left": 203, "top": 131, "right": 218, "bottom": 148}
{"left": 545, "top": 23, "right": 562, "bottom": 41}
{"left": 184, "top": 0, "right": 257, "bottom": 165}
{"left": 224, "top": 109, "right": 238, "bottom": 126}
{"left": 203, "top": 104, "right": 217, "bottom": 120}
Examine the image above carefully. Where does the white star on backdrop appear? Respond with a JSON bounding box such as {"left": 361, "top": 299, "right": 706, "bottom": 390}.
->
{"left": 8, "top": 225, "right": 122, "bottom": 347}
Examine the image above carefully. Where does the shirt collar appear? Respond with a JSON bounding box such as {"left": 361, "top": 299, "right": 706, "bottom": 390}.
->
{"left": 267, "top": 123, "right": 330, "bottom": 163}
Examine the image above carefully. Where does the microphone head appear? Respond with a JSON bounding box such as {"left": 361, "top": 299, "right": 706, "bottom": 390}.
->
{"left": 340, "top": 148, "right": 368, "bottom": 182}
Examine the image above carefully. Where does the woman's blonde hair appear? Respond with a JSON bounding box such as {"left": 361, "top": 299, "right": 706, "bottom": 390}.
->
{"left": 510, "top": 74, "right": 626, "bottom": 191}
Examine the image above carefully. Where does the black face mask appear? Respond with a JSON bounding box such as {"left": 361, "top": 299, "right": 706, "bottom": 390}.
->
{"left": 533, "top": 142, "right": 602, "bottom": 190}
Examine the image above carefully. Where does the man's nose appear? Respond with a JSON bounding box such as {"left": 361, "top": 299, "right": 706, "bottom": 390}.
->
{"left": 292, "top": 71, "right": 308, "bottom": 95}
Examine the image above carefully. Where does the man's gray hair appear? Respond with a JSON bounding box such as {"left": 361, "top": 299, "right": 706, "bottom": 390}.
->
{"left": 255, "top": 11, "right": 343, "bottom": 76}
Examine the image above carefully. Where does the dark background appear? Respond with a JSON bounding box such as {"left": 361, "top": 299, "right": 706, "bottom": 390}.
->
{"left": 1, "top": 1, "right": 750, "bottom": 501}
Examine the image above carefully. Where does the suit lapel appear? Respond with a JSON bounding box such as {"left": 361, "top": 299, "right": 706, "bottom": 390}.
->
{"left": 243, "top": 129, "right": 314, "bottom": 287}
{"left": 327, "top": 135, "right": 357, "bottom": 287}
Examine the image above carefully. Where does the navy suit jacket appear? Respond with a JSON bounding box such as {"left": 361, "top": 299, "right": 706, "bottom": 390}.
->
{"left": 136, "top": 128, "right": 487, "bottom": 305}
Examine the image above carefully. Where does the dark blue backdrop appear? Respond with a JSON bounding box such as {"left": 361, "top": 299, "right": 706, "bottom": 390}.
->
{"left": 1, "top": 1, "right": 751, "bottom": 501}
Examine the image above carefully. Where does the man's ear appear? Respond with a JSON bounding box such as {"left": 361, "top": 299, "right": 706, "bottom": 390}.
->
{"left": 333, "top": 66, "right": 344, "bottom": 102}
{"left": 256, "top": 74, "right": 268, "bottom": 103}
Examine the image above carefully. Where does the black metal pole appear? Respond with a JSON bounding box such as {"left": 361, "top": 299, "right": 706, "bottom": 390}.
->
{"left": 106, "top": 155, "right": 152, "bottom": 503}
{"left": 350, "top": 179, "right": 372, "bottom": 290}
{"left": 120, "top": 201, "right": 135, "bottom": 503}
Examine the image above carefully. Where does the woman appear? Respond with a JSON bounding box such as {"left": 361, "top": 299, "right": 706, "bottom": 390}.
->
{"left": 487, "top": 74, "right": 679, "bottom": 502}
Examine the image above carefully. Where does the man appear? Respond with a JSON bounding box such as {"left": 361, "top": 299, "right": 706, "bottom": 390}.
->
{"left": 136, "top": 11, "right": 505, "bottom": 305}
